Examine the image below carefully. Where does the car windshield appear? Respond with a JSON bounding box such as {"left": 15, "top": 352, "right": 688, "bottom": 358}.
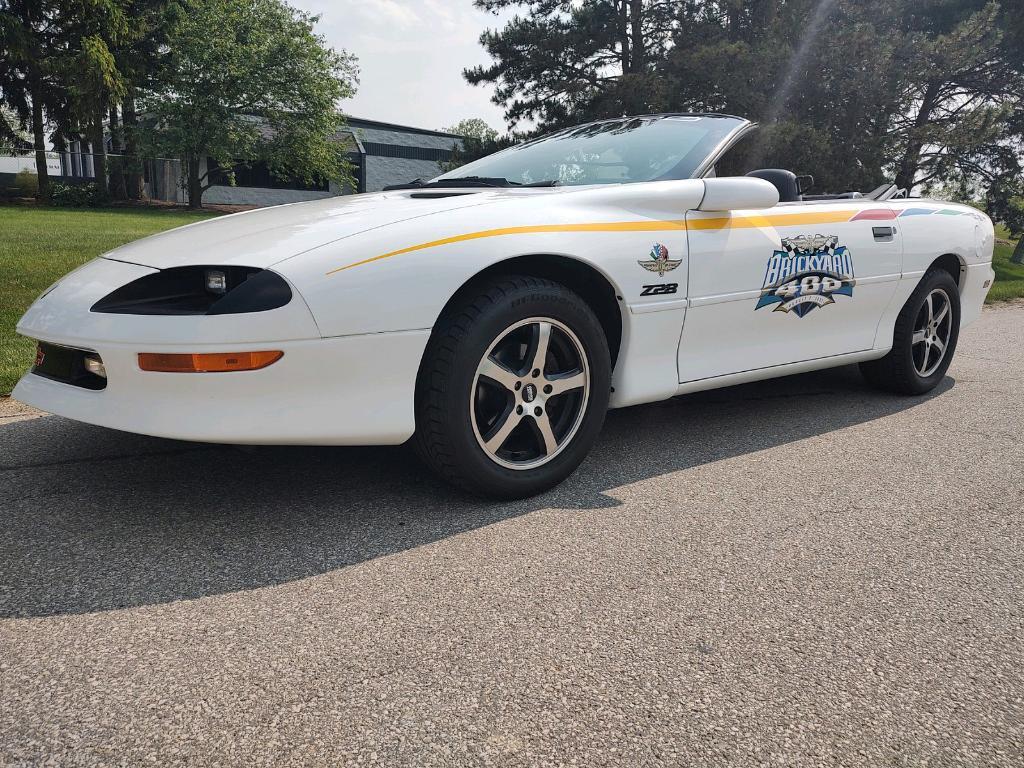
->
{"left": 434, "top": 115, "right": 747, "bottom": 187}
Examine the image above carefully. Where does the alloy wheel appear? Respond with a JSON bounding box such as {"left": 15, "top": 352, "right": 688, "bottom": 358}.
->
{"left": 912, "top": 288, "right": 953, "bottom": 378}
{"left": 470, "top": 317, "right": 590, "bottom": 470}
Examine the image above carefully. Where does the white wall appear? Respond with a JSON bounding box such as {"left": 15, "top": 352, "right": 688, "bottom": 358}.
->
{"left": 0, "top": 153, "right": 63, "bottom": 175}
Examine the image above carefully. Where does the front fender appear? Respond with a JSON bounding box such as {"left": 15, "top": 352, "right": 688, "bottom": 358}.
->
{"left": 275, "top": 182, "right": 702, "bottom": 338}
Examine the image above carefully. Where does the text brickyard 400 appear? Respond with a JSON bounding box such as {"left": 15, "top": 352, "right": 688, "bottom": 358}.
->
{"left": 757, "top": 234, "right": 857, "bottom": 317}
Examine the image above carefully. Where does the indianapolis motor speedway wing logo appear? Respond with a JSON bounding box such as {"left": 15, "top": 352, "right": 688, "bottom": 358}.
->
{"left": 755, "top": 234, "right": 856, "bottom": 317}
{"left": 638, "top": 243, "right": 681, "bottom": 277}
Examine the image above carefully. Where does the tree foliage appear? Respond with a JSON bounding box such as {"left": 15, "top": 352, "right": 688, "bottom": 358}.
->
{"left": 466, "top": 0, "right": 676, "bottom": 129}
{"left": 440, "top": 117, "right": 510, "bottom": 170}
{"left": 469, "top": 0, "right": 1023, "bottom": 209}
{"left": 0, "top": 0, "right": 356, "bottom": 207}
{"left": 139, "top": 0, "right": 357, "bottom": 208}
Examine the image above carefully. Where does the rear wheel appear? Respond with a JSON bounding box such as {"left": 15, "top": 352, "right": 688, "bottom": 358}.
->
{"left": 860, "top": 269, "right": 960, "bottom": 395}
{"left": 414, "top": 276, "right": 611, "bottom": 498}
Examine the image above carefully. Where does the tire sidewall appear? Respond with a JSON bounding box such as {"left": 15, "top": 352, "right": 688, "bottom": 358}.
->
{"left": 898, "top": 270, "right": 961, "bottom": 393}
{"left": 435, "top": 281, "right": 611, "bottom": 497}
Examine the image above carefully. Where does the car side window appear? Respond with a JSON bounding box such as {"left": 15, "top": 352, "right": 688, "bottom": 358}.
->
{"left": 712, "top": 132, "right": 757, "bottom": 178}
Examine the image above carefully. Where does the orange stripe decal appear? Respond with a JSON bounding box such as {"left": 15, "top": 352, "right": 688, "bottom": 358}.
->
{"left": 325, "top": 220, "right": 689, "bottom": 275}
{"left": 324, "top": 210, "right": 865, "bottom": 275}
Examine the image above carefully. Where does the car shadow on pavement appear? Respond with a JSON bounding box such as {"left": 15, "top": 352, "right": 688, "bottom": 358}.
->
{"left": 0, "top": 365, "right": 953, "bottom": 619}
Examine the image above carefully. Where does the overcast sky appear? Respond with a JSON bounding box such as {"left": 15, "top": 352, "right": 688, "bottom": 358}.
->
{"left": 292, "top": 0, "right": 514, "bottom": 133}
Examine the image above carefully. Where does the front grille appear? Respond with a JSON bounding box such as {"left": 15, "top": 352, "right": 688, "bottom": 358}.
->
{"left": 31, "top": 342, "right": 107, "bottom": 391}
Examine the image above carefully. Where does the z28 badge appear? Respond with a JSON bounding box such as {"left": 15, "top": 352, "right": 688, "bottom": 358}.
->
{"left": 756, "top": 234, "right": 855, "bottom": 317}
{"left": 638, "top": 243, "right": 681, "bottom": 277}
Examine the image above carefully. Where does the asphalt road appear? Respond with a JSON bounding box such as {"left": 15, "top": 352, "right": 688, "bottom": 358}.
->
{"left": 2, "top": 304, "right": 1022, "bottom": 767}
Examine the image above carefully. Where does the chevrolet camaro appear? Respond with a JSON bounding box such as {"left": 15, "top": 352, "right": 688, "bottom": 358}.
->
{"left": 14, "top": 114, "right": 996, "bottom": 498}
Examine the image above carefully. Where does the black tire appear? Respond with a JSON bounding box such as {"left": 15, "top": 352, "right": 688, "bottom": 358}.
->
{"left": 414, "top": 275, "right": 611, "bottom": 499}
{"left": 860, "top": 269, "right": 960, "bottom": 395}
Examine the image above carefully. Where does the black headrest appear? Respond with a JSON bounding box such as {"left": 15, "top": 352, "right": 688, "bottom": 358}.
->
{"left": 746, "top": 169, "right": 801, "bottom": 203}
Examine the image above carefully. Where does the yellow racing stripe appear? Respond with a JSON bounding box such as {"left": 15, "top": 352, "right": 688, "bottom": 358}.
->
{"left": 324, "top": 210, "right": 861, "bottom": 275}
{"left": 687, "top": 210, "right": 859, "bottom": 230}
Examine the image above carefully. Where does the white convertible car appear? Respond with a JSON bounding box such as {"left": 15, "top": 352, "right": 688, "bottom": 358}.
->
{"left": 15, "top": 114, "right": 995, "bottom": 497}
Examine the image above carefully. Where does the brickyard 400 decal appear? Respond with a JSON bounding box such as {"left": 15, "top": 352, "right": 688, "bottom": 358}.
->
{"left": 756, "top": 234, "right": 856, "bottom": 317}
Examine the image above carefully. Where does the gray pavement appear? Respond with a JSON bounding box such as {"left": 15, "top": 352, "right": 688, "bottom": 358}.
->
{"left": 1, "top": 304, "right": 1022, "bottom": 766}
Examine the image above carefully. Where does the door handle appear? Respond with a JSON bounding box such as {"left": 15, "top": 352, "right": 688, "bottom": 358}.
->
{"left": 872, "top": 226, "right": 895, "bottom": 241}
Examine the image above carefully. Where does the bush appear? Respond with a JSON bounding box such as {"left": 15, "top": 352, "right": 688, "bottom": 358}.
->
{"left": 45, "top": 182, "right": 111, "bottom": 207}
{"left": 12, "top": 168, "right": 39, "bottom": 197}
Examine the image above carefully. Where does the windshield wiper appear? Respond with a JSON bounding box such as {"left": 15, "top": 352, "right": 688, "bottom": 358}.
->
{"left": 383, "top": 176, "right": 515, "bottom": 191}
{"left": 383, "top": 176, "right": 562, "bottom": 191}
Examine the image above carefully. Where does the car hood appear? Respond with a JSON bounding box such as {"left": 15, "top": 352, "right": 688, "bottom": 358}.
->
{"left": 99, "top": 190, "right": 513, "bottom": 270}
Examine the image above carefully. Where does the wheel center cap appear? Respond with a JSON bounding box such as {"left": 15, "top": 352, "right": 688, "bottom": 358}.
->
{"left": 522, "top": 383, "right": 537, "bottom": 403}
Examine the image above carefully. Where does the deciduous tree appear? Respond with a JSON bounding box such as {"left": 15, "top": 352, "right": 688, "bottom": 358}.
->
{"left": 140, "top": 0, "right": 357, "bottom": 209}
{"left": 440, "top": 117, "right": 508, "bottom": 170}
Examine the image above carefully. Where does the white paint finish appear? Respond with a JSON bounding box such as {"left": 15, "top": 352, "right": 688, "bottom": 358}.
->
{"left": 12, "top": 173, "right": 995, "bottom": 447}
{"left": 97, "top": 191, "right": 495, "bottom": 270}
{"left": 677, "top": 203, "right": 902, "bottom": 382}
{"left": 16, "top": 257, "right": 322, "bottom": 346}
{"left": 12, "top": 330, "right": 430, "bottom": 445}
{"left": 673, "top": 347, "right": 890, "bottom": 397}
{"left": 610, "top": 305, "right": 686, "bottom": 408}
{"left": 629, "top": 298, "right": 688, "bottom": 314}
{"left": 960, "top": 263, "right": 996, "bottom": 328}
{"left": 698, "top": 176, "right": 779, "bottom": 211}
{"left": 277, "top": 184, "right": 700, "bottom": 339}
{"left": 895, "top": 205, "right": 991, "bottom": 270}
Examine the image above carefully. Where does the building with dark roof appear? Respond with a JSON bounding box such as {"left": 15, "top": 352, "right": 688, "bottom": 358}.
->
{"left": 53, "top": 115, "right": 464, "bottom": 207}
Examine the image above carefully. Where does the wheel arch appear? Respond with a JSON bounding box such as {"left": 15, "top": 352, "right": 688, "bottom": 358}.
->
{"left": 927, "top": 253, "right": 966, "bottom": 292}
{"left": 427, "top": 254, "right": 625, "bottom": 368}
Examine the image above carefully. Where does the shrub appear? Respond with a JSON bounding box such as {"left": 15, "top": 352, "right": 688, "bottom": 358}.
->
{"left": 45, "top": 182, "right": 111, "bottom": 207}
{"left": 12, "top": 168, "right": 39, "bottom": 197}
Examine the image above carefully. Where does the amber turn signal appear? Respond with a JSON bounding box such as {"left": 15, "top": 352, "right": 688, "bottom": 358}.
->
{"left": 138, "top": 350, "right": 283, "bottom": 373}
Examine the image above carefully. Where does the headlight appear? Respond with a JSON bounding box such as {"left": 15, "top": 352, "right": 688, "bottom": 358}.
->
{"left": 91, "top": 266, "right": 292, "bottom": 316}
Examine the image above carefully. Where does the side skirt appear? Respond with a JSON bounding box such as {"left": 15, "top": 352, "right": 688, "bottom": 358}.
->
{"left": 672, "top": 348, "right": 890, "bottom": 397}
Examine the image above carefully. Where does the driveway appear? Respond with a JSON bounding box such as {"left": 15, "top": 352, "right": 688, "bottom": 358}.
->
{"left": 2, "top": 304, "right": 1022, "bottom": 766}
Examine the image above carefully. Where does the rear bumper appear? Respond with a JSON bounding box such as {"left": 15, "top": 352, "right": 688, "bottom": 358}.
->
{"left": 12, "top": 331, "right": 429, "bottom": 445}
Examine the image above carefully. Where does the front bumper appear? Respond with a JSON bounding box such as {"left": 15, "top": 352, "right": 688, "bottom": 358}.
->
{"left": 13, "top": 257, "right": 429, "bottom": 445}
{"left": 12, "top": 332, "right": 429, "bottom": 445}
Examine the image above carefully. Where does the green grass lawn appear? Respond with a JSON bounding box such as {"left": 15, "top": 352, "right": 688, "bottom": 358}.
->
{"left": 990, "top": 226, "right": 1024, "bottom": 303}
{"left": 1, "top": 205, "right": 217, "bottom": 395}
{"left": 0, "top": 204, "right": 1021, "bottom": 397}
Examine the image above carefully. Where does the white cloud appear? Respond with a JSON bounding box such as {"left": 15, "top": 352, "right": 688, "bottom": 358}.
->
{"left": 294, "top": 0, "right": 514, "bottom": 133}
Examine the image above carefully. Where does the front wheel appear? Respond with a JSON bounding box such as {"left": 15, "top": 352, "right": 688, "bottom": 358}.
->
{"left": 414, "top": 276, "right": 611, "bottom": 499}
{"left": 860, "top": 269, "right": 960, "bottom": 395}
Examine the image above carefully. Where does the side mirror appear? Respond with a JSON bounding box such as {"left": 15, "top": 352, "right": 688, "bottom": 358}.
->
{"left": 699, "top": 177, "right": 780, "bottom": 212}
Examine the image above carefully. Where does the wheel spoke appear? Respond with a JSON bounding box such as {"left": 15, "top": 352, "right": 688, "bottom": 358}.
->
{"left": 933, "top": 336, "right": 946, "bottom": 355}
{"left": 471, "top": 316, "right": 590, "bottom": 470}
{"left": 533, "top": 412, "right": 558, "bottom": 455}
{"left": 477, "top": 356, "right": 519, "bottom": 392}
{"left": 917, "top": 344, "right": 930, "bottom": 375}
{"left": 912, "top": 329, "right": 927, "bottom": 345}
{"left": 529, "top": 322, "right": 552, "bottom": 375}
{"left": 925, "top": 293, "right": 934, "bottom": 324}
{"left": 546, "top": 370, "right": 586, "bottom": 396}
{"left": 484, "top": 408, "right": 522, "bottom": 453}
{"left": 934, "top": 301, "right": 950, "bottom": 326}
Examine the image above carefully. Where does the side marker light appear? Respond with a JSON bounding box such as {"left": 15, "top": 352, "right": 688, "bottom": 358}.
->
{"left": 138, "top": 351, "right": 283, "bottom": 373}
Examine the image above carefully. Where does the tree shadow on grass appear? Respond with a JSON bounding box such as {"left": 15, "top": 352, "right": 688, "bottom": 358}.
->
{"left": 0, "top": 365, "right": 952, "bottom": 619}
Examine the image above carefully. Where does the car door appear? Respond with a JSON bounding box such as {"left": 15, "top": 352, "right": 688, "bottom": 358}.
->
{"left": 676, "top": 203, "right": 902, "bottom": 383}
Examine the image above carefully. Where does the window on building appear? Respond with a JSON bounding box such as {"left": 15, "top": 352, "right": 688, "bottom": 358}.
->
{"left": 207, "top": 158, "right": 329, "bottom": 191}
